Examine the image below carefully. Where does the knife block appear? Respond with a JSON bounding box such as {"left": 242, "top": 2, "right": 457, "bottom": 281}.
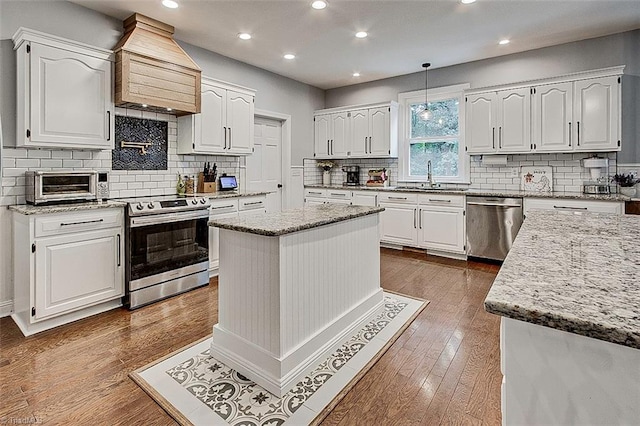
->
{"left": 198, "top": 172, "right": 217, "bottom": 193}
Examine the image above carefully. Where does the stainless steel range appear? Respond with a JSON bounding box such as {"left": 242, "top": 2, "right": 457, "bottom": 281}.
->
{"left": 124, "top": 195, "right": 211, "bottom": 309}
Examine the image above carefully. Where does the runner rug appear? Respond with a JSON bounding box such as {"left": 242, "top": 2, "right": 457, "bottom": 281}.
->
{"left": 130, "top": 291, "right": 428, "bottom": 426}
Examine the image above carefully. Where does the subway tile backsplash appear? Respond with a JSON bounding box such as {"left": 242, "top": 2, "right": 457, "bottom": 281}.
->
{"left": 303, "top": 152, "right": 620, "bottom": 191}
{"left": 0, "top": 107, "right": 240, "bottom": 206}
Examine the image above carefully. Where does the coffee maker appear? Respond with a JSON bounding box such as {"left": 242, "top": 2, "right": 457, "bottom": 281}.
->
{"left": 342, "top": 166, "right": 360, "bottom": 186}
{"left": 582, "top": 156, "right": 610, "bottom": 194}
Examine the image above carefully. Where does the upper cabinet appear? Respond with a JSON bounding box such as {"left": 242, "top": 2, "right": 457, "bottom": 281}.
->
{"left": 313, "top": 102, "right": 398, "bottom": 159}
{"left": 466, "top": 67, "right": 623, "bottom": 155}
{"left": 177, "top": 77, "right": 255, "bottom": 155}
{"left": 13, "top": 28, "right": 115, "bottom": 150}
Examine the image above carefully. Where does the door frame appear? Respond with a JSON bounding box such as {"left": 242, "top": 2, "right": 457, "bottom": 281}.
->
{"left": 254, "top": 109, "right": 292, "bottom": 210}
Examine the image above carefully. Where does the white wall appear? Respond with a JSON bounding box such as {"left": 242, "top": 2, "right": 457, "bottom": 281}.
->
{"left": 0, "top": 0, "right": 324, "bottom": 315}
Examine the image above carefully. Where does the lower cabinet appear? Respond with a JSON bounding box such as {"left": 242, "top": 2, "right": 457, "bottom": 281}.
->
{"left": 378, "top": 192, "right": 418, "bottom": 246}
{"left": 351, "top": 190, "right": 378, "bottom": 207}
{"left": 418, "top": 207, "right": 465, "bottom": 253}
{"left": 209, "top": 195, "right": 266, "bottom": 274}
{"left": 12, "top": 208, "right": 125, "bottom": 336}
{"left": 523, "top": 198, "right": 624, "bottom": 214}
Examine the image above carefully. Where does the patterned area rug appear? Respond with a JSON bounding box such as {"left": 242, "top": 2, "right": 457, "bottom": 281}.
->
{"left": 131, "top": 292, "right": 427, "bottom": 426}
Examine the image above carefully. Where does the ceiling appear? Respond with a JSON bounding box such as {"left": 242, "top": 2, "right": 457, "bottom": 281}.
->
{"left": 71, "top": 0, "right": 640, "bottom": 90}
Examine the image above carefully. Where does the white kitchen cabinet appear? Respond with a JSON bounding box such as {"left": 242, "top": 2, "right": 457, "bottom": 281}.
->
{"left": 417, "top": 194, "right": 465, "bottom": 254}
{"left": 303, "top": 188, "right": 354, "bottom": 205}
{"left": 573, "top": 76, "right": 620, "bottom": 151}
{"left": 378, "top": 192, "right": 418, "bottom": 246}
{"left": 314, "top": 102, "right": 398, "bottom": 159}
{"left": 208, "top": 195, "right": 266, "bottom": 274}
{"left": 12, "top": 208, "right": 124, "bottom": 336}
{"left": 465, "top": 88, "right": 530, "bottom": 154}
{"left": 314, "top": 112, "right": 349, "bottom": 158}
{"left": 13, "top": 28, "right": 114, "bottom": 150}
{"left": 351, "top": 190, "right": 378, "bottom": 207}
{"left": 326, "top": 189, "right": 352, "bottom": 204}
{"left": 178, "top": 77, "right": 255, "bottom": 155}
{"left": 523, "top": 198, "right": 623, "bottom": 215}
{"left": 532, "top": 82, "right": 573, "bottom": 152}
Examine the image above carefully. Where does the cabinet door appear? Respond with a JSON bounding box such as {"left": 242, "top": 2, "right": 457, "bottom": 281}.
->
{"left": 34, "top": 228, "right": 123, "bottom": 320}
{"left": 331, "top": 112, "right": 349, "bottom": 157}
{"left": 533, "top": 82, "right": 573, "bottom": 152}
{"left": 369, "top": 107, "right": 391, "bottom": 156}
{"left": 304, "top": 197, "right": 326, "bottom": 206}
{"left": 574, "top": 76, "right": 620, "bottom": 151}
{"left": 523, "top": 198, "right": 623, "bottom": 215}
{"left": 209, "top": 211, "right": 238, "bottom": 271}
{"left": 352, "top": 191, "right": 378, "bottom": 207}
{"left": 497, "top": 88, "right": 531, "bottom": 153}
{"left": 418, "top": 207, "right": 465, "bottom": 253}
{"left": 466, "top": 93, "right": 497, "bottom": 154}
{"left": 29, "top": 43, "right": 112, "bottom": 149}
{"left": 379, "top": 203, "right": 417, "bottom": 245}
{"left": 350, "top": 109, "right": 369, "bottom": 156}
{"left": 314, "top": 114, "right": 331, "bottom": 158}
{"left": 227, "top": 90, "right": 254, "bottom": 154}
{"left": 197, "top": 84, "right": 227, "bottom": 153}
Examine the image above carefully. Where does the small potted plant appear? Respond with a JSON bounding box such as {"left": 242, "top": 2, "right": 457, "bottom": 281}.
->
{"left": 611, "top": 173, "right": 639, "bottom": 197}
{"left": 317, "top": 160, "right": 335, "bottom": 185}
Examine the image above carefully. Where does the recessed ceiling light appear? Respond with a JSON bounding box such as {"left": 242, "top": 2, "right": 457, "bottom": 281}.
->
{"left": 311, "top": 0, "right": 327, "bottom": 10}
{"left": 499, "top": 39, "right": 510, "bottom": 45}
{"left": 461, "top": 0, "right": 476, "bottom": 4}
{"left": 353, "top": 72, "right": 360, "bottom": 77}
{"left": 283, "top": 53, "right": 296, "bottom": 60}
{"left": 141, "top": 104, "right": 148, "bottom": 108}
{"left": 238, "top": 33, "right": 252, "bottom": 40}
{"left": 162, "top": 0, "right": 179, "bottom": 9}
{"left": 355, "top": 31, "right": 368, "bottom": 39}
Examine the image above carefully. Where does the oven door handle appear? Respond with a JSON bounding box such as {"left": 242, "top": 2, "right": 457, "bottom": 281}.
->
{"left": 129, "top": 210, "right": 209, "bottom": 227}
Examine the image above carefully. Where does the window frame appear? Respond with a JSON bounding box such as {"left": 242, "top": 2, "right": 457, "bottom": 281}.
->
{"left": 398, "top": 83, "right": 470, "bottom": 183}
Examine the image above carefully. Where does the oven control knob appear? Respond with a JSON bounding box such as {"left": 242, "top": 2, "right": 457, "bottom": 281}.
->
{"left": 191, "top": 199, "right": 198, "bottom": 205}
{"left": 147, "top": 202, "right": 154, "bottom": 209}
{"left": 136, "top": 202, "right": 144, "bottom": 210}
{"left": 199, "top": 198, "right": 207, "bottom": 204}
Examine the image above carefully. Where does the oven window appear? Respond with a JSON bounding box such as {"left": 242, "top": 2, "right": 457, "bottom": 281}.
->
{"left": 42, "top": 175, "right": 91, "bottom": 194}
{"left": 129, "top": 217, "right": 209, "bottom": 281}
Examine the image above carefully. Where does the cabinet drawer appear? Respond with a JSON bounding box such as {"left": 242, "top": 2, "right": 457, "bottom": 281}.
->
{"left": 35, "top": 209, "right": 123, "bottom": 238}
{"left": 209, "top": 198, "right": 239, "bottom": 215}
{"left": 523, "top": 198, "right": 623, "bottom": 214}
{"left": 239, "top": 196, "right": 266, "bottom": 211}
{"left": 378, "top": 192, "right": 417, "bottom": 204}
{"left": 418, "top": 193, "right": 465, "bottom": 207}
{"left": 326, "top": 189, "right": 352, "bottom": 200}
{"left": 305, "top": 188, "right": 327, "bottom": 197}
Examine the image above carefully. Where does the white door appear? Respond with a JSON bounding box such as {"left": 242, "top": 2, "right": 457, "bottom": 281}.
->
{"left": 466, "top": 93, "right": 497, "bottom": 154}
{"left": 533, "top": 82, "right": 573, "bottom": 152}
{"left": 574, "top": 76, "right": 620, "bottom": 152}
{"left": 247, "top": 117, "right": 282, "bottom": 212}
{"left": 497, "top": 88, "right": 531, "bottom": 153}
{"left": 418, "top": 207, "right": 465, "bottom": 252}
{"left": 369, "top": 107, "right": 390, "bottom": 156}
{"left": 198, "top": 84, "right": 226, "bottom": 153}
{"left": 227, "top": 90, "right": 254, "bottom": 154}
{"left": 331, "top": 112, "right": 349, "bottom": 157}
{"left": 350, "top": 109, "right": 369, "bottom": 156}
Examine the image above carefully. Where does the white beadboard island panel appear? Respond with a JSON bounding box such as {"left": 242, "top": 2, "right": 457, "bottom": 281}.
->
{"left": 210, "top": 205, "right": 383, "bottom": 397}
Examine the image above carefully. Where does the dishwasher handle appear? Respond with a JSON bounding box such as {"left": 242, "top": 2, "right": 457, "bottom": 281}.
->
{"left": 467, "top": 201, "right": 522, "bottom": 208}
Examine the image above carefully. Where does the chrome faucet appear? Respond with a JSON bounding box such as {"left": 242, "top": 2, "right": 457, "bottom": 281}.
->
{"left": 427, "top": 160, "right": 436, "bottom": 188}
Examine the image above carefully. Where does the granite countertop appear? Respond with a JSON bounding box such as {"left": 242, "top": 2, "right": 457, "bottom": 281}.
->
{"left": 192, "top": 190, "right": 271, "bottom": 199}
{"left": 9, "top": 200, "right": 127, "bottom": 215}
{"left": 484, "top": 210, "right": 640, "bottom": 349}
{"left": 305, "top": 184, "right": 630, "bottom": 201}
{"left": 209, "top": 203, "right": 384, "bottom": 236}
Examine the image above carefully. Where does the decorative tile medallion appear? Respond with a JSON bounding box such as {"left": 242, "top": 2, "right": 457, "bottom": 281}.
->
{"left": 165, "top": 296, "right": 408, "bottom": 425}
{"left": 113, "top": 116, "right": 168, "bottom": 170}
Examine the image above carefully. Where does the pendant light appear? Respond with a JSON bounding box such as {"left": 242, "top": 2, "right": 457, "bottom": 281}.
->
{"left": 421, "top": 62, "right": 432, "bottom": 120}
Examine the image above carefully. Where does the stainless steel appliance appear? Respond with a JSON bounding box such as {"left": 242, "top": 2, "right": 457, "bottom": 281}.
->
{"left": 124, "top": 195, "right": 212, "bottom": 309}
{"left": 342, "top": 165, "right": 360, "bottom": 186}
{"left": 466, "top": 196, "right": 523, "bottom": 261}
{"left": 25, "top": 170, "right": 104, "bottom": 205}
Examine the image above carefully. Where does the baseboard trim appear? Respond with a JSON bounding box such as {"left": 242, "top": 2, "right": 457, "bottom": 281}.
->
{"left": 0, "top": 300, "right": 13, "bottom": 318}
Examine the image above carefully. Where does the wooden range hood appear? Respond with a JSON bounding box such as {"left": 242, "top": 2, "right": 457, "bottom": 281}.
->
{"left": 113, "top": 13, "right": 201, "bottom": 115}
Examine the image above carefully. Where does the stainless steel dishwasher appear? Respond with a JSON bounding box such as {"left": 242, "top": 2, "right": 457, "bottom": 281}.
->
{"left": 466, "top": 196, "right": 523, "bottom": 261}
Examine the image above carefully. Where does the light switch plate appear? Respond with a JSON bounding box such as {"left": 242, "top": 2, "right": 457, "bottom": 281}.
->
{"left": 510, "top": 167, "right": 520, "bottom": 177}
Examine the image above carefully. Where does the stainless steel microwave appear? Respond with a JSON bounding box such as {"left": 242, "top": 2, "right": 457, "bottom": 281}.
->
{"left": 25, "top": 170, "right": 108, "bottom": 205}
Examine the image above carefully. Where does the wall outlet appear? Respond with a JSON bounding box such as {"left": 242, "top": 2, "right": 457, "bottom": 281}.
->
{"left": 510, "top": 167, "right": 520, "bottom": 177}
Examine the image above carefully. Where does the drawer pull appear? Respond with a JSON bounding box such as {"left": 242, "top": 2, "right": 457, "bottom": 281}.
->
{"left": 553, "top": 206, "right": 588, "bottom": 211}
{"left": 428, "top": 199, "right": 451, "bottom": 203}
{"left": 117, "top": 234, "right": 121, "bottom": 267}
{"left": 308, "top": 191, "right": 322, "bottom": 195}
{"left": 211, "top": 205, "right": 235, "bottom": 210}
{"left": 60, "top": 219, "right": 104, "bottom": 226}
{"left": 330, "top": 193, "right": 347, "bottom": 197}
{"left": 388, "top": 196, "right": 407, "bottom": 200}
{"left": 244, "top": 201, "right": 263, "bottom": 206}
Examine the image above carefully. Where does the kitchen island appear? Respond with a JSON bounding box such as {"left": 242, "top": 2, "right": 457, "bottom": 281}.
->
{"left": 208, "top": 204, "right": 385, "bottom": 396}
{"left": 484, "top": 210, "right": 640, "bottom": 425}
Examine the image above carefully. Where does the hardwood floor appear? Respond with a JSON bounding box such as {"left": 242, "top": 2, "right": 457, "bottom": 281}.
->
{"left": 0, "top": 248, "right": 501, "bottom": 425}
